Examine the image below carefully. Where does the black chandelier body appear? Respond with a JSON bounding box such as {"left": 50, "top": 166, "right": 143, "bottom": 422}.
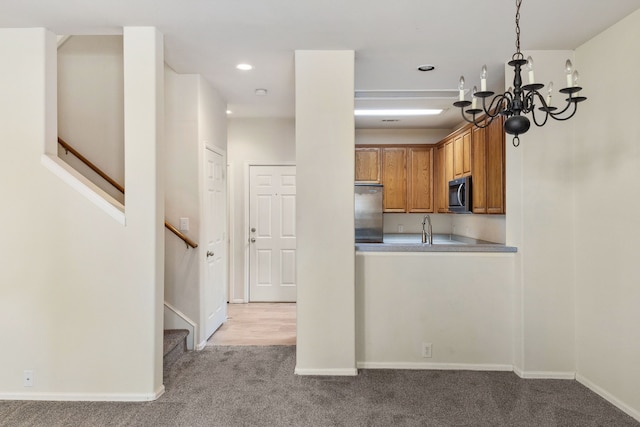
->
{"left": 453, "top": 0, "right": 587, "bottom": 147}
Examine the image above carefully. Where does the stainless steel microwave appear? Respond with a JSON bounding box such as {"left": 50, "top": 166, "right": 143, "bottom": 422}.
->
{"left": 448, "top": 176, "right": 472, "bottom": 213}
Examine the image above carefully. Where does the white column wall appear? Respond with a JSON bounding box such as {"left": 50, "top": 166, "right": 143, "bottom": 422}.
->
{"left": 506, "top": 50, "right": 576, "bottom": 378}
{"left": 0, "top": 27, "right": 163, "bottom": 400}
{"left": 573, "top": 9, "right": 640, "bottom": 420}
{"left": 122, "top": 26, "right": 165, "bottom": 397}
{"left": 294, "top": 50, "right": 356, "bottom": 375}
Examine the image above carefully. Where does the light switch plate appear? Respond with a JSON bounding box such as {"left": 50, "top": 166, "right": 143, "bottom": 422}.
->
{"left": 179, "top": 217, "right": 189, "bottom": 232}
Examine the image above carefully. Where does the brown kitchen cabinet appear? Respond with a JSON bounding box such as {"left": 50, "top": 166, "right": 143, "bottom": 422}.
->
{"left": 356, "top": 145, "right": 434, "bottom": 213}
{"left": 453, "top": 128, "right": 471, "bottom": 178}
{"left": 471, "top": 124, "right": 487, "bottom": 213}
{"left": 485, "top": 116, "right": 505, "bottom": 214}
{"left": 435, "top": 142, "right": 448, "bottom": 213}
{"left": 381, "top": 147, "right": 407, "bottom": 212}
{"left": 406, "top": 146, "right": 434, "bottom": 213}
{"left": 470, "top": 116, "right": 505, "bottom": 214}
{"left": 433, "top": 117, "right": 505, "bottom": 215}
{"left": 435, "top": 139, "right": 454, "bottom": 213}
{"left": 355, "top": 146, "right": 381, "bottom": 183}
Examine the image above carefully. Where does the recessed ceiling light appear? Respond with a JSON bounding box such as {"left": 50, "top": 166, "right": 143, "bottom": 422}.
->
{"left": 255, "top": 88, "right": 268, "bottom": 96}
{"left": 236, "top": 63, "right": 253, "bottom": 71}
{"left": 226, "top": 110, "right": 232, "bottom": 115}
{"left": 354, "top": 109, "right": 442, "bottom": 116}
{"left": 417, "top": 64, "right": 436, "bottom": 72}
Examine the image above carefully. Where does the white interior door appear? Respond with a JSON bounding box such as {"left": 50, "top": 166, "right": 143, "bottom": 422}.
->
{"left": 205, "top": 148, "right": 227, "bottom": 338}
{"left": 249, "top": 165, "right": 296, "bottom": 302}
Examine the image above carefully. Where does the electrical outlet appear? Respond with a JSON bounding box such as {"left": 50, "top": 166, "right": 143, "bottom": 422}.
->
{"left": 398, "top": 225, "right": 404, "bottom": 233}
{"left": 421, "top": 343, "right": 432, "bottom": 358}
{"left": 23, "top": 370, "right": 34, "bottom": 387}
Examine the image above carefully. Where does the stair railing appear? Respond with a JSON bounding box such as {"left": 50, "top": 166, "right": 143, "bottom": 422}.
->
{"left": 57, "top": 137, "right": 198, "bottom": 249}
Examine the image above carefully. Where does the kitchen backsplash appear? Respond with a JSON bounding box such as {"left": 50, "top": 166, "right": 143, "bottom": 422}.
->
{"left": 383, "top": 213, "right": 506, "bottom": 244}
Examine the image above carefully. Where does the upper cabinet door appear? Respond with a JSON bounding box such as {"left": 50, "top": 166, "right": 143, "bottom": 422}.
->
{"left": 381, "top": 147, "right": 407, "bottom": 212}
{"left": 471, "top": 124, "right": 487, "bottom": 214}
{"left": 355, "top": 147, "right": 381, "bottom": 183}
{"left": 486, "top": 117, "right": 505, "bottom": 214}
{"left": 454, "top": 129, "right": 472, "bottom": 178}
{"left": 407, "top": 146, "right": 434, "bottom": 213}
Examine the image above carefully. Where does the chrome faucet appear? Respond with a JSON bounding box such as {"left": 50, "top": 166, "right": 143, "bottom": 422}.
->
{"left": 421, "top": 215, "right": 433, "bottom": 245}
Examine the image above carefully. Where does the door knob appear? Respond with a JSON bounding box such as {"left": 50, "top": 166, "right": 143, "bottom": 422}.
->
{"left": 251, "top": 227, "right": 256, "bottom": 232}
{"left": 206, "top": 251, "right": 214, "bottom": 257}
{"left": 250, "top": 238, "right": 256, "bottom": 243}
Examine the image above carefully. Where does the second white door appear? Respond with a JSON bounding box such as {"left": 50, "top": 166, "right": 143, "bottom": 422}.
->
{"left": 204, "top": 148, "right": 227, "bottom": 339}
{"left": 249, "top": 165, "right": 296, "bottom": 302}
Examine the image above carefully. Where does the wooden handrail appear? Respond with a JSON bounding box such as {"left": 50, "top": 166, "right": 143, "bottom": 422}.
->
{"left": 164, "top": 221, "right": 198, "bottom": 248}
{"left": 58, "top": 137, "right": 125, "bottom": 194}
{"left": 57, "top": 137, "right": 198, "bottom": 249}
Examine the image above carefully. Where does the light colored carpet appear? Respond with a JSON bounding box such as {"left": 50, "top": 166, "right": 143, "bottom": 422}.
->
{"left": 1, "top": 346, "right": 638, "bottom": 426}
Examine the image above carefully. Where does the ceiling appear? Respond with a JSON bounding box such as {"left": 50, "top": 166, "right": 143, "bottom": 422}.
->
{"left": 2, "top": 0, "right": 639, "bottom": 129}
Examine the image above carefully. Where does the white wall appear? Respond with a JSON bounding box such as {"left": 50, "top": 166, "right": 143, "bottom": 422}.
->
{"left": 573, "top": 10, "right": 640, "bottom": 420}
{"left": 164, "top": 66, "right": 200, "bottom": 345}
{"left": 57, "top": 35, "right": 125, "bottom": 203}
{"left": 295, "top": 50, "right": 356, "bottom": 375}
{"left": 0, "top": 27, "right": 164, "bottom": 400}
{"left": 506, "top": 50, "right": 577, "bottom": 378}
{"left": 227, "top": 118, "right": 295, "bottom": 302}
{"left": 164, "top": 67, "right": 228, "bottom": 348}
{"left": 356, "top": 252, "right": 514, "bottom": 369}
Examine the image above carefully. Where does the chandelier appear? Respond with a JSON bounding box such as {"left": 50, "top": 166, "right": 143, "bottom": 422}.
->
{"left": 453, "top": 0, "right": 587, "bottom": 147}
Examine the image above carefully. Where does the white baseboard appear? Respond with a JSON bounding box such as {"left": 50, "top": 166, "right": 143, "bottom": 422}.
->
{"left": 576, "top": 374, "right": 640, "bottom": 423}
{"left": 0, "top": 385, "right": 164, "bottom": 402}
{"left": 294, "top": 367, "right": 358, "bottom": 376}
{"left": 513, "top": 368, "right": 575, "bottom": 380}
{"left": 196, "top": 339, "right": 208, "bottom": 350}
{"left": 357, "top": 361, "right": 513, "bottom": 371}
{"left": 230, "top": 299, "right": 245, "bottom": 304}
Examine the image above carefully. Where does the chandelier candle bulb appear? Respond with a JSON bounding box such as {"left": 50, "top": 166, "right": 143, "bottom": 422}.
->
{"left": 565, "top": 60, "right": 574, "bottom": 87}
{"left": 526, "top": 56, "right": 535, "bottom": 84}
{"left": 471, "top": 86, "right": 477, "bottom": 109}
{"left": 458, "top": 76, "right": 465, "bottom": 101}
{"left": 480, "top": 65, "right": 487, "bottom": 91}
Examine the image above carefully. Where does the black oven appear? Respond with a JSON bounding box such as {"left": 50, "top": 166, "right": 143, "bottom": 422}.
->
{"left": 448, "top": 176, "right": 472, "bottom": 213}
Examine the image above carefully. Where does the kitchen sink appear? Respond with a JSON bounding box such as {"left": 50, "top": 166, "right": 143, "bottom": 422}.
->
{"left": 383, "top": 233, "right": 464, "bottom": 245}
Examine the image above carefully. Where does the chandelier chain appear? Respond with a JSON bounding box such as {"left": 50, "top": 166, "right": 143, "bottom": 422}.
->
{"left": 513, "top": 0, "right": 523, "bottom": 60}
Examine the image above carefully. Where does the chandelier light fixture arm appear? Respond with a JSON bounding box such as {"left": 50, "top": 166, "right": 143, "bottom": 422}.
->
{"left": 452, "top": 0, "right": 587, "bottom": 147}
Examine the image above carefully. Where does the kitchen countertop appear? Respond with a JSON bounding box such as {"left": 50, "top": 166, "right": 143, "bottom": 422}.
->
{"left": 355, "top": 233, "right": 518, "bottom": 253}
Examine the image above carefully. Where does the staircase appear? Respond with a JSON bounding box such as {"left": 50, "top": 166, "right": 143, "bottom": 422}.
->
{"left": 163, "top": 329, "right": 189, "bottom": 372}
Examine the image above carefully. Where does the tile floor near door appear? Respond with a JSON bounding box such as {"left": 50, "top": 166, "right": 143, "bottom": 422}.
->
{"left": 207, "top": 303, "right": 296, "bottom": 346}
